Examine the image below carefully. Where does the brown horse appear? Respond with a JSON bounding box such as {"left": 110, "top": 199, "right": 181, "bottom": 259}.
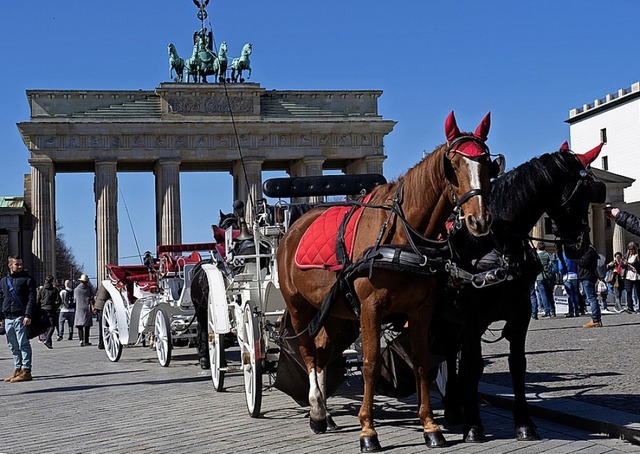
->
{"left": 277, "top": 111, "right": 495, "bottom": 452}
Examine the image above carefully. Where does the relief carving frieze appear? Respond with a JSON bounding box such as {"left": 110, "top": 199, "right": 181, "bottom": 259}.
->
{"left": 132, "top": 136, "right": 146, "bottom": 148}
{"left": 89, "top": 136, "right": 104, "bottom": 148}
{"left": 44, "top": 136, "right": 58, "bottom": 149}
{"left": 167, "top": 96, "right": 253, "bottom": 115}
{"left": 66, "top": 136, "right": 79, "bottom": 148}
{"left": 196, "top": 136, "right": 208, "bottom": 148}
{"left": 175, "top": 136, "right": 187, "bottom": 148}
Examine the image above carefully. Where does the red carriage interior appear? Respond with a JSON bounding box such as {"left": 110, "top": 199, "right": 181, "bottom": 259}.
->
{"left": 106, "top": 242, "right": 217, "bottom": 303}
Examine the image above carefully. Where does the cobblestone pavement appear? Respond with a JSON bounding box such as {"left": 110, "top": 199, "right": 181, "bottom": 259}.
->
{"left": 481, "top": 308, "right": 640, "bottom": 444}
{"left": 0, "top": 315, "right": 639, "bottom": 453}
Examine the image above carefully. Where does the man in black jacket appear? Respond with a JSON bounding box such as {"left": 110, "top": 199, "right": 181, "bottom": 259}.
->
{"left": 0, "top": 256, "right": 38, "bottom": 382}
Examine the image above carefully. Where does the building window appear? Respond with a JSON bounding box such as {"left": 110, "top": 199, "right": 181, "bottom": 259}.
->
{"left": 602, "top": 155, "right": 608, "bottom": 171}
{"left": 600, "top": 128, "right": 607, "bottom": 144}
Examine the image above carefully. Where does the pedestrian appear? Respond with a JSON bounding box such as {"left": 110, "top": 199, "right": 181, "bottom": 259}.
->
{"left": 58, "top": 280, "right": 75, "bottom": 341}
{"left": 535, "top": 242, "right": 556, "bottom": 318}
{"left": 559, "top": 253, "right": 581, "bottom": 317}
{"left": 605, "top": 252, "right": 624, "bottom": 313}
{"left": 605, "top": 206, "right": 640, "bottom": 313}
{"left": 74, "top": 274, "right": 95, "bottom": 346}
{"left": 578, "top": 245, "right": 603, "bottom": 328}
{"left": 0, "top": 255, "right": 38, "bottom": 382}
{"left": 93, "top": 282, "right": 109, "bottom": 350}
{"left": 36, "top": 275, "right": 61, "bottom": 349}
{"left": 529, "top": 282, "right": 538, "bottom": 320}
{"left": 621, "top": 242, "right": 640, "bottom": 313}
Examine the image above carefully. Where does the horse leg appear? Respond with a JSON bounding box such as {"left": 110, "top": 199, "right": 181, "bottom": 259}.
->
{"left": 307, "top": 327, "right": 330, "bottom": 433}
{"left": 458, "top": 326, "right": 486, "bottom": 442}
{"left": 442, "top": 349, "right": 463, "bottom": 424}
{"left": 357, "top": 307, "right": 383, "bottom": 452}
{"left": 408, "top": 310, "right": 446, "bottom": 448}
{"left": 314, "top": 322, "right": 342, "bottom": 431}
{"left": 504, "top": 318, "right": 539, "bottom": 441}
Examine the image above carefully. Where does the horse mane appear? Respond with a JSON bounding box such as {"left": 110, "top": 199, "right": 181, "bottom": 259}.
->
{"left": 489, "top": 151, "right": 579, "bottom": 224}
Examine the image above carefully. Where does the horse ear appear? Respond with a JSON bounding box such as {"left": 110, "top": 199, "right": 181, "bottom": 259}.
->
{"left": 576, "top": 143, "right": 605, "bottom": 167}
{"left": 474, "top": 112, "right": 491, "bottom": 141}
{"left": 560, "top": 141, "right": 570, "bottom": 151}
{"left": 445, "top": 111, "right": 461, "bottom": 143}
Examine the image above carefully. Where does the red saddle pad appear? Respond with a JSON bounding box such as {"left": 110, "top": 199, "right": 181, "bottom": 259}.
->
{"left": 295, "top": 195, "right": 371, "bottom": 271}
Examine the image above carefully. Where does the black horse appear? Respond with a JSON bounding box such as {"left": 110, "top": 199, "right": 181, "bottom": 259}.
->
{"left": 434, "top": 142, "right": 606, "bottom": 442}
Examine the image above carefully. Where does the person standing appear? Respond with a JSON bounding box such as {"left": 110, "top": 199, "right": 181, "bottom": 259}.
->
{"left": 58, "top": 280, "right": 75, "bottom": 341}
{"left": 0, "top": 255, "right": 38, "bottom": 382}
{"left": 74, "top": 274, "right": 95, "bottom": 347}
{"left": 93, "top": 282, "right": 109, "bottom": 350}
{"left": 37, "top": 275, "right": 61, "bottom": 349}
{"left": 605, "top": 207, "right": 640, "bottom": 313}
{"left": 535, "top": 242, "right": 556, "bottom": 318}
{"left": 578, "top": 245, "right": 603, "bottom": 328}
{"left": 560, "top": 254, "right": 581, "bottom": 317}
{"left": 621, "top": 242, "right": 640, "bottom": 313}
{"left": 606, "top": 252, "right": 625, "bottom": 313}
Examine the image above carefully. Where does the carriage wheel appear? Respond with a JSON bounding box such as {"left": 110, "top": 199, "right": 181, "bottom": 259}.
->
{"left": 240, "top": 301, "right": 262, "bottom": 417}
{"left": 207, "top": 304, "right": 226, "bottom": 391}
{"left": 102, "top": 299, "right": 123, "bottom": 362}
{"left": 155, "top": 310, "right": 172, "bottom": 367}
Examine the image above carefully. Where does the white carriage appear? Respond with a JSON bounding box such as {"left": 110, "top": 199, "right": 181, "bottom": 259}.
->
{"left": 203, "top": 174, "right": 386, "bottom": 417}
{"left": 202, "top": 204, "right": 287, "bottom": 417}
{"left": 100, "top": 243, "right": 217, "bottom": 367}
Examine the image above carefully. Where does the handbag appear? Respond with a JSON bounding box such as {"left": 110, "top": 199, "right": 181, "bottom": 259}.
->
{"left": 7, "top": 277, "right": 50, "bottom": 339}
{"left": 596, "top": 279, "right": 608, "bottom": 294}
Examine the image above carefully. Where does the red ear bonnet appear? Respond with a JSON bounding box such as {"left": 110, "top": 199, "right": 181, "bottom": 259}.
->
{"left": 575, "top": 143, "right": 605, "bottom": 168}
{"left": 559, "top": 141, "right": 569, "bottom": 151}
{"left": 444, "top": 111, "right": 491, "bottom": 157}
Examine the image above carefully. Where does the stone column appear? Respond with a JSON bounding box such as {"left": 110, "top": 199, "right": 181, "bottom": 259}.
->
{"left": 155, "top": 158, "right": 182, "bottom": 246}
{"left": 530, "top": 218, "right": 544, "bottom": 243}
{"left": 232, "top": 159, "right": 263, "bottom": 223}
{"left": 95, "top": 161, "right": 118, "bottom": 284}
{"left": 591, "top": 205, "right": 606, "bottom": 254}
{"left": 613, "top": 223, "right": 626, "bottom": 256}
{"left": 30, "top": 160, "right": 56, "bottom": 284}
{"left": 346, "top": 156, "right": 386, "bottom": 176}
{"left": 289, "top": 157, "right": 325, "bottom": 203}
{"left": 7, "top": 228, "right": 20, "bottom": 256}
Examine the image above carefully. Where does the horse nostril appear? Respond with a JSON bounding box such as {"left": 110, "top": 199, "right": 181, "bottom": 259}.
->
{"left": 466, "top": 215, "right": 478, "bottom": 230}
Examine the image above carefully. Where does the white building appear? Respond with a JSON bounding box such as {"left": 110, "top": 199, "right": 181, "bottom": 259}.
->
{"left": 567, "top": 81, "right": 640, "bottom": 257}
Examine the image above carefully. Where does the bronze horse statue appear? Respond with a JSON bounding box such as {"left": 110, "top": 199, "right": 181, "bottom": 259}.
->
{"left": 168, "top": 43, "right": 185, "bottom": 82}
{"left": 277, "top": 112, "right": 495, "bottom": 452}
{"left": 231, "top": 43, "right": 252, "bottom": 83}
{"left": 434, "top": 142, "right": 606, "bottom": 443}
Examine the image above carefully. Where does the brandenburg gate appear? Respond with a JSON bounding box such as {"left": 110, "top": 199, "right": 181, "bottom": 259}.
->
{"left": 18, "top": 83, "right": 396, "bottom": 283}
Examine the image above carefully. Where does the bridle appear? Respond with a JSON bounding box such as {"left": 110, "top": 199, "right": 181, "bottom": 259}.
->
{"left": 443, "top": 135, "right": 492, "bottom": 230}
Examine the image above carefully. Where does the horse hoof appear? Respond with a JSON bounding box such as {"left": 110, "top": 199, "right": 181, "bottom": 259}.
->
{"left": 309, "top": 417, "right": 327, "bottom": 434}
{"left": 326, "top": 415, "right": 340, "bottom": 431}
{"left": 424, "top": 431, "right": 447, "bottom": 448}
{"left": 359, "top": 435, "right": 382, "bottom": 452}
{"left": 463, "top": 425, "right": 486, "bottom": 443}
{"left": 515, "top": 424, "right": 539, "bottom": 441}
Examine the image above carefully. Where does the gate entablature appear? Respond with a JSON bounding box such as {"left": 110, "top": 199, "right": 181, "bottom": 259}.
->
{"left": 18, "top": 83, "right": 395, "bottom": 283}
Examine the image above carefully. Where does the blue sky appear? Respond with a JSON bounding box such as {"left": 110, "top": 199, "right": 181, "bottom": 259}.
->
{"left": 2, "top": 1, "right": 640, "bottom": 281}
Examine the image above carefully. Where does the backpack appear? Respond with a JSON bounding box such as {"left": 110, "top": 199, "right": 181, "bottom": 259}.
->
{"left": 596, "top": 253, "right": 607, "bottom": 279}
{"left": 62, "top": 289, "right": 75, "bottom": 309}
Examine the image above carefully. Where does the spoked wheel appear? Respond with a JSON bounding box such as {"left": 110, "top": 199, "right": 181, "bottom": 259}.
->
{"left": 154, "top": 310, "right": 172, "bottom": 367}
{"left": 102, "top": 299, "right": 123, "bottom": 362}
{"left": 208, "top": 305, "right": 226, "bottom": 391}
{"left": 240, "top": 301, "right": 262, "bottom": 417}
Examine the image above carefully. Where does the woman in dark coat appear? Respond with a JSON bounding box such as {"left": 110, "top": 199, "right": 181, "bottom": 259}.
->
{"left": 73, "top": 274, "right": 95, "bottom": 346}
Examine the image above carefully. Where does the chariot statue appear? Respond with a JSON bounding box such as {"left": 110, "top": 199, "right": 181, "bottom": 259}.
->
{"left": 166, "top": 0, "right": 253, "bottom": 84}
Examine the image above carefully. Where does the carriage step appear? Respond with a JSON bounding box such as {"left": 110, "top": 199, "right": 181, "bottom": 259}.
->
{"left": 221, "top": 365, "right": 244, "bottom": 373}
